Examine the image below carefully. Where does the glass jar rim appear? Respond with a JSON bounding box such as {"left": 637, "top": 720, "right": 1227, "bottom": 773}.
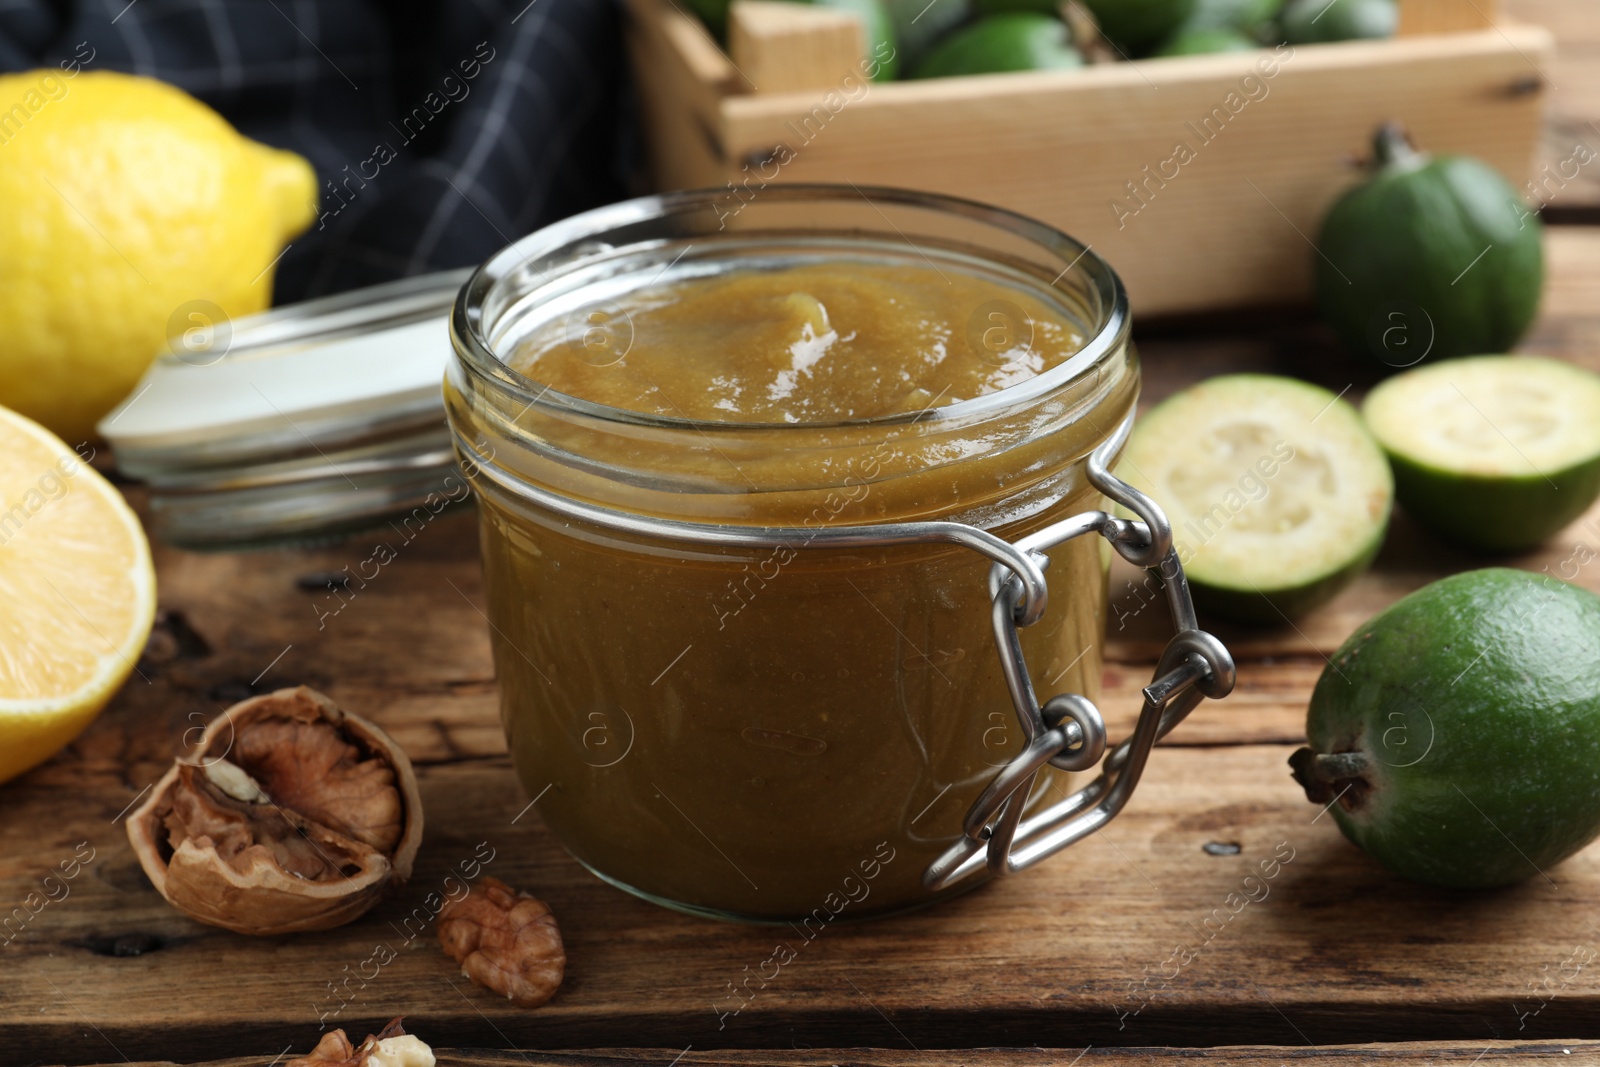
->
{"left": 450, "top": 184, "right": 1130, "bottom": 434}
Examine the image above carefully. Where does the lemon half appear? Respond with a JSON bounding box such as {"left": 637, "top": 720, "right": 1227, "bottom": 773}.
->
{"left": 0, "top": 405, "right": 155, "bottom": 784}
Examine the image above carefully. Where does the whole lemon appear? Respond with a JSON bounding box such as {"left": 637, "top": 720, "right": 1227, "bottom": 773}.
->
{"left": 0, "top": 70, "right": 317, "bottom": 442}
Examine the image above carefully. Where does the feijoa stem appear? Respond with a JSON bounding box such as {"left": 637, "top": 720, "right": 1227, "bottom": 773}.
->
{"left": 1290, "top": 747, "right": 1372, "bottom": 808}
{"left": 1372, "top": 121, "right": 1427, "bottom": 173}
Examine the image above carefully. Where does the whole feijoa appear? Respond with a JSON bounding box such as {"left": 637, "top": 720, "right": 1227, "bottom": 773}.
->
{"left": 1292, "top": 569, "right": 1600, "bottom": 888}
{"left": 1281, "top": 0, "right": 1396, "bottom": 42}
{"left": 1081, "top": 0, "right": 1196, "bottom": 53}
{"left": 1314, "top": 122, "right": 1543, "bottom": 369}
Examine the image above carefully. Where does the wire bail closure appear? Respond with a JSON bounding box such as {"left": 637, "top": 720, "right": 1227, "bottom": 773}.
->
{"left": 453, "top": 412, "right": 1235, "bottom": 893}
{"left": 922, "top": 420, "right": 1236, "bottom": 891}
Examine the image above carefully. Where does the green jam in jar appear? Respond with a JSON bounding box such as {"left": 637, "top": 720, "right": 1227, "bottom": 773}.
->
{"left": 448, "top": 190, "right": 1136, "bottom": 921}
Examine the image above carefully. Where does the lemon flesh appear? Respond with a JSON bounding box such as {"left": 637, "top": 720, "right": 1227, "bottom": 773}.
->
{"left": 0, "top": 406, "right": 156, "bottom": 784}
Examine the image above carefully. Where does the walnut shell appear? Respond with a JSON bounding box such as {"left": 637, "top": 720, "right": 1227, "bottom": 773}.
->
{"left": 127, "top": 686, "right": 423, "bottom": 936}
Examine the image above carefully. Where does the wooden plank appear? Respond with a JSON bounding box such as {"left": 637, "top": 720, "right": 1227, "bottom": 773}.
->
{"left": 623, "top": 0, "right": 735, "bottom": 189}
{"left": 630, "top": 0, "right": 1600, "bottom": 219}
{"left": 15, "top": 743, "right": 1600, "bottom": 1062}
{"left": 716, "top": 26, "right": 1552, "bottom": 316}
{"left": 97, "top": 1041, "right": 1600, "bottom": 1067}
{"left": 729, "top": 1, "right": 865, "bottom": 95}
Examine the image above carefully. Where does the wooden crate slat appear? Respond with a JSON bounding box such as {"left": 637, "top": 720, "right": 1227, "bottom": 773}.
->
{"left": 728, "top": 0, "right": 866, "bottom": 94}
{"left": 625, "top": 0, "right": 1553, "bottom": 314}
{"left": 715, "top": 26, "right": 1551, "bottom": 315}
{"left": 1401, "top": 0, "right": 1503, "bottom": 35}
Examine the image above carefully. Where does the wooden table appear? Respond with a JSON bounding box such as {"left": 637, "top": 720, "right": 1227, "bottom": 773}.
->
{"left": 2, "top": 226, "right": 1595, "bottom": 1066}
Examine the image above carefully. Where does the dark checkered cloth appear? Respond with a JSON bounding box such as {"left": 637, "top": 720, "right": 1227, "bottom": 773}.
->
{"left": 1, "top": 0, "right": 632, "bottom": 301}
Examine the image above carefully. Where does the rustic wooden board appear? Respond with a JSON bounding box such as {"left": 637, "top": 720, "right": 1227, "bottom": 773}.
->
{"left": 22, "top": 739, "right": 1600, "bottom": 1065}
{"left": 6, "top": 229, "right": 1600, "bottom": 1066}
{"left": 101, "top": 1041, "right": 1600, "bottom": 1067}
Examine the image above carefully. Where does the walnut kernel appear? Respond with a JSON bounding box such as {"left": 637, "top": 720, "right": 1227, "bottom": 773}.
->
{"left": 437, "top": 876, "right": 565, "bottom": 1007}
{"left": 288, "top": 1017, "right": 434, "bottom": 1067}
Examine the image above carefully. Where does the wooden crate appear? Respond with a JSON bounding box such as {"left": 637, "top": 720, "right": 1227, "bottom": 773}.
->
{"left": 624, "top": 0, "right": 1554, "bottom": 316}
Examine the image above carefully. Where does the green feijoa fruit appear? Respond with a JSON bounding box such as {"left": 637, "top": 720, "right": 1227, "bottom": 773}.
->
{"left": 885, "top": 0, "right": 971, "bottom": 69}
{"left": 1183, "top": 0, "right": 1284, "bottom": 32}
{"left": 686, "top": 0, "right": 733, "bottom": 38}
{"left": 911, "top": 13, "right": 1084, "bottom": 77}
{"left": 1293, "top": 568, "right": 1600, "bottom": 889}
{"left": 1281, "top": 0, "right": 1396, "bottom": 42}
{"left": 971, "top": 0, "right": 1061, "bottom": 12}
{"left": 1363, "top": 356, "right": 1600, "bottom": 553}
{"left": 1081, "top": 0, "right": 1197, "bottom": 53}
{"left": 1316, "top": 123, "right": 1544, "bottom": 368}
{"left": 1154, "top": 26, "right": 1259, "bottom": 53}
{"left": 1118, "top": 374, "right": 1393, "bottom": 624}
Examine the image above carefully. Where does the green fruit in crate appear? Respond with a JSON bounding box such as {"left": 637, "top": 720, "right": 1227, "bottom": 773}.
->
{"left": 912, "top": 13, "right": 1084, "bottom": 77}
{"left": 1281, "top": 0, "right": 1396, "bottom": 41}
{"left": 971, "top": 0, "right": 1061, "bottom": 12}
{"left": 1363, "top": 356, "right": 1600, "bottom": 553}
{"left": 1315, "top": 123, "right": 1544, "bottom": 368}
{"left": 1153, "top": 26, "right": 1258, "bottom": 53}
{"left": 1118, "top": 375, "right": 1392, "bottom": 624}
{"left": 885, "top": 0, "right": 971, "bottom": 68}
{"left": 1156, "top": 0, "right": 1282, "bottom": 50}
{"left": 1184, "top": 0, "right": 1284, "bottom": 32}
{"left": 1081, "top": 0, "right": 1197, "bottom": 53}
{"left": 1292, "top": 569, "right": 1600, "bottom": 889}
{"left": 685, "top": 0, "right": 733, "bottom": 37}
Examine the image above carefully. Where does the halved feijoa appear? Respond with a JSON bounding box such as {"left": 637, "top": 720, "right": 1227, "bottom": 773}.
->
{"left": 1292, "top": 568, "right": 1600, "bottom": 889}
{"left": 1362, "top": 356, "right": 1600, "bottom": 553}
{"left": 1119, "top": 374, "right": 1393, "bottom": 623}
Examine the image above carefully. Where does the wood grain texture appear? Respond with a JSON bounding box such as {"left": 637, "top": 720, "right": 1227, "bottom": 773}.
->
{"left": 623, "top": 0, "right": 734, "bottom": 192}
{"left": 1399, "top": 0, "right": 1501, "bottom": 34}
{"left": 6, "top": 230, "right": 1600, "bottom": 1065}
{"left": 728, "top": 1, "right": 865, "bottom": 94}
{"left": 717, "top": 25, "right": 1552, "bottom": 319}
{"left": 95, "top": 1042, "right": 1600, "bottom": 1067}
{"left": 20, "top": 745, "right": 1600, "bottom": 1065}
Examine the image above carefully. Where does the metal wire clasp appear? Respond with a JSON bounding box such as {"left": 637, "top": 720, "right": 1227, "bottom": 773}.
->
{"left": 922, "top": 421, "right": 1236, "bottom": 891}
{"left": 454, "top": 408, "right": 1233, "bottom": 892}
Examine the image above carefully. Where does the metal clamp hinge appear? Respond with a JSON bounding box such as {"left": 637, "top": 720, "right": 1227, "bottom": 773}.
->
{"left": 922, "top": 423, "right": 1236, "bottom": 891}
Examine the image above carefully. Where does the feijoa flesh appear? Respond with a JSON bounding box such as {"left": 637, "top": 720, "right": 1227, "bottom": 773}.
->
{"left": 1363, "top": 356, "right": 1600, "bottom": 553}
{"left": 1118, "top": 374, "right": 1393, "bottom": 623}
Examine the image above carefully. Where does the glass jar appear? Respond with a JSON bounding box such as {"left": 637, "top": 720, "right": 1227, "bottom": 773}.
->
{"left": 446, "top": 186, "right": 1224, "bottom": 923}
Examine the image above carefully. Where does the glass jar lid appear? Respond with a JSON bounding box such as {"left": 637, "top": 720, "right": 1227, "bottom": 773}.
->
{"left": 99, "top": 269, "right": 471, "bottom": 550}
